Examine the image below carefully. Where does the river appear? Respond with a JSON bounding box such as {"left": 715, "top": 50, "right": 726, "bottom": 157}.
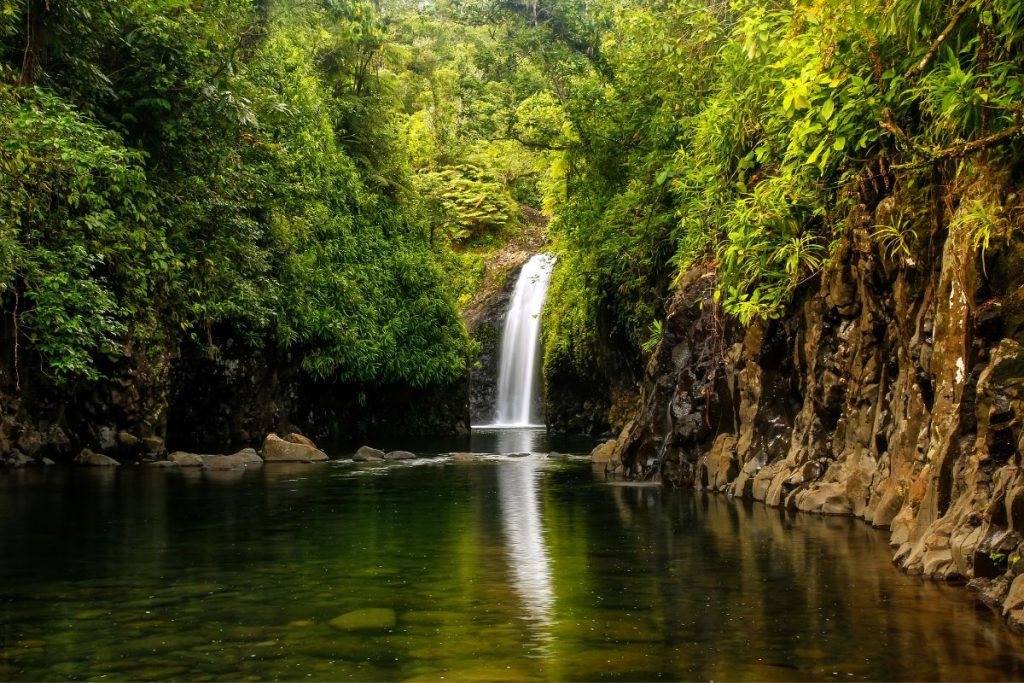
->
{"left": 1, "top": 433, "right": 1022, "bottom": 681}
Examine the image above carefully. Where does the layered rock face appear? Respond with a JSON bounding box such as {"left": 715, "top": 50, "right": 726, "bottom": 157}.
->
{"left": 607, "top": 164, "right": 1024, "bottom": 628}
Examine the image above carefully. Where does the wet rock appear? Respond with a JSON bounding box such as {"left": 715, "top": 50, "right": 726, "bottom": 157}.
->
{"left": 146, "top": 460, "right": 179, "bottom": 468}
{"left": 200, "top": 453, "right": 249, "bottom": 470}
{"left": 0, "top": 450, "right": 32, "bottom": 468}
{"left": 450, "top": 452, "right": 476, "bottom": 462}
{"left": 116, "top": 431, "right": 141, "bottom": 450}
{"left": 97, "top": 426, "right": 118, "bottom": 452}
{"left": 284, "top": 433, "right": 316, "bottom": 448}
{"left": 354, "top": 446, "right": 385, "bottom": 462}
{"left": 233, "top": 448, "right": 263, "bottom": 465}
{"left": 168, "top": 452, "right": 204, "bottom": 467}
{"left": 1003, "top": 574, "right": 1024, "bottom": 630}
{"left": 328, "top": 608, "right": 396, "bottom": 631}
{"left": 74, "top": 449, "right": 120, "bottom": 467}
{"left": 262, "top": 433, "right": 328, "bottom": 462}
{"left": 384, "top": 450, "right": 416, "bottom": 461}
{"left": 590, "top": 440, "right": 617, "bottom": 463}
{"left": 142, "top": 436, "right": 165, "bottom": 456}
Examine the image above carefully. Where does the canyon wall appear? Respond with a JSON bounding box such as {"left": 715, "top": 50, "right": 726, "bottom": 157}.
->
{"left": 601, "top": 161, "right": 1024, "bottom": 629}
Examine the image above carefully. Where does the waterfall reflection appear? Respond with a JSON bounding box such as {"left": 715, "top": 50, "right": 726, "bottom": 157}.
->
{"left": 471, "top": 425, "right": 547, "bottom": 454}
{"left": 497, "top": 459, "right": 555, "bottom": 643}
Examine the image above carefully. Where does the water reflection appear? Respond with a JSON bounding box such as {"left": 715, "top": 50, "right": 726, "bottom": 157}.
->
{"left": 497, "top": 459, "right": 555, "bottom": 641}
{"left": 471, "top": 425, "right": 549, "bottom": 454}
{"left": 1, "top": 461, "right": 1023, "bottom": 681}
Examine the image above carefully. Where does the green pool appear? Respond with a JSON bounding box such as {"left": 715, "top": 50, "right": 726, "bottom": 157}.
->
{"left": 1, "top": 441, "right": 1022, "bottom": 681}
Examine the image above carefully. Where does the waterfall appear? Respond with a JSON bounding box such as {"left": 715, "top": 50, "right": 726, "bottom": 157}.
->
{"left": 491, "top": 253, "right": 556, "bottom": 427}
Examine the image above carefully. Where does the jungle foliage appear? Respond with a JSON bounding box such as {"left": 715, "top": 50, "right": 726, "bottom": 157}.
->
{"left": 2, "top": 0, "right": 1022, "bottom": 405}
{"left": 0, "top": 0, "right": 472, "bottom": 387}
{"left": 507, "top": 0, "right": 1024, "bottom": 383}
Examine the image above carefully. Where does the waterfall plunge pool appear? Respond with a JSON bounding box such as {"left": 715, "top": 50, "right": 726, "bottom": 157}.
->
{"left": 2, "top": 449, "right": 1023, "bottom": 681}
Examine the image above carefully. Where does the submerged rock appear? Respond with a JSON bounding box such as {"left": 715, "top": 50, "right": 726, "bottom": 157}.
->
{"left": 328, "top": 608, "right": 396, "bottom": 631}
{"left": 354, "top": 446, "right": 385, "bottom": 461}
{"left": 74, "top": 449, "right": 120, "bottom": 467}
{"left": 262, "top": 433, "right": 328, "bottom": 462}
{"left": 384, "top": 450, "right": 416, "bottom": 461}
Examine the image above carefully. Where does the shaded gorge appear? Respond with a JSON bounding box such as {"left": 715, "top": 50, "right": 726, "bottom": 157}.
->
{"left": 1, "top": 454, "right": 1022, "bottom": 681}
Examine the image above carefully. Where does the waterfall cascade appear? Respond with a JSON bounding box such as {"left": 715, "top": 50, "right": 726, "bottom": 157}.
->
{"left": 489, "top": 253, "right": 556, "bottom": 427}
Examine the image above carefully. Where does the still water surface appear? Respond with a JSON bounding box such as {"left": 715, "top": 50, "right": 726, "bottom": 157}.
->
{"left": 1, "top": 433, "right": 1023, "bottom": 681}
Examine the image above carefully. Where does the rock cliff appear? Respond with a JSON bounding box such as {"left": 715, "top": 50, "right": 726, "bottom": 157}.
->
{"left": 603, "top": 161, "right": 1024, "bottom": 629}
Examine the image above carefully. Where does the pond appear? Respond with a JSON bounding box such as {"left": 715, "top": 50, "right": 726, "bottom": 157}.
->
{"left": 1, "top": 432, "right": 1022, "bottom": 681}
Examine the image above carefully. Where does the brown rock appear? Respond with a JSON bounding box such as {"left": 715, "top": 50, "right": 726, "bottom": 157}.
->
{"left": 384, "top": 450, "right": 416, "bottom": 461}
{"left": 354, "top": 446, "right": 385, "bottom": 462}
{"left": 74, "top": 449, "right": 121, "bottom": 467}
{"left": 262, "top": 433, "right": 328, "bottom": 463}
{"left": 168, "top": 452, "right": 204, "bottom": 467}
{"left": 284, "top": 433, "right": 317, "bottom": 448}
{"left": 590, "top": 440, "right": 617, "bottom": 464}
{"left": 201, "top": 453, "right": 249, "bottom": 470}
{"left": 235, "top": 448, "right": 263, "bottom": 465}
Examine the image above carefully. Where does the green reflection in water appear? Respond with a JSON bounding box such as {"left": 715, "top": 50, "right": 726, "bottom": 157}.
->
{"left": 1, "top": 456, "right": 1022, "bottom": 681}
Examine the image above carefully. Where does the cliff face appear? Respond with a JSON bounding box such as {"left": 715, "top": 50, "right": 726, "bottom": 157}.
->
{"left": 0, "top": 332, "right": 470, "bottom": 463}
{"left": 605, "top": 162, "right": 1024, "bottom": 628}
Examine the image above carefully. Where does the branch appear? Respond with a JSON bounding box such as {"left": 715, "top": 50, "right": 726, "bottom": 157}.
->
{"left": 903, "top": 0, "right": 974, "bottom": 80}
{"left": 931, "top": 121, "right": 1024, "bottom": 159}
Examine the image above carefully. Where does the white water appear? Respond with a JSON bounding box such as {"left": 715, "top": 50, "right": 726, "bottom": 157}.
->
{"left": 489, "top": 253, "right": 556, "bottom": 427}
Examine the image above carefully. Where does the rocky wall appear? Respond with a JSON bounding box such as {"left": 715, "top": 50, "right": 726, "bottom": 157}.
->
{"left": 604, "top": 161, "right": 1024, "bottom": 629}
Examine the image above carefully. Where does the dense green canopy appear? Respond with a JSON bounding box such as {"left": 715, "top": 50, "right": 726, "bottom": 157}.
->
{"left": 2, "top": 0, "right": 1022, "bottom": 400}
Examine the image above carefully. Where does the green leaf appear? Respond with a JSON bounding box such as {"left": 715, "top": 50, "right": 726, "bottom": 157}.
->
{"left": 820, "top": 98, "right": 835, "bottom": 122}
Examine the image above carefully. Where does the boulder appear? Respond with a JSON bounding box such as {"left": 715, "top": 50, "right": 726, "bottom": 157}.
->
{"left": 142, "top": 436, "right": 165, "bottom": 456}
{"left": 328, "top": 608, "right": 396, "bottom": 631}
{"left": 354, "top": 446, "right": 385, "bottom": 462}
{"left": 116, "top": 431, "right": 141, "bottom": 450}
{"left": 1003, "top": 573, "right": 1024, "bottom": 630}
{"left": 262, "top": 433, "right": 328, "bottom": 462}
{"left": 450, "top": 452, "right": 476, "bottom": 462}
{"left": 384, "top": 450, "right": 416, "bottom": 461}
{"left": 284, "top": 433, "right": 317, "bottom": 448}
{"left": 0, "top": 450, "right": 32, "bottom": 468}
{"left": 201, "top": 453, "right": 249, "bottom": 470}
{"left": 235, "top": 448, "right": 263, "bottom": 465}
{"left": 97, "top": 426, "right": 118, "bottom": 452}
{"left": 590, "top": 439, "right": 617, "bottom": 463}
{"left": 146, "top": 460, "right": 179, "bottom": 468}
{"left": 74, "top": 449, "right": 121, "bottom": 467}
{"left": 168, "top": 452, "right": 204, "bottom": 467}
